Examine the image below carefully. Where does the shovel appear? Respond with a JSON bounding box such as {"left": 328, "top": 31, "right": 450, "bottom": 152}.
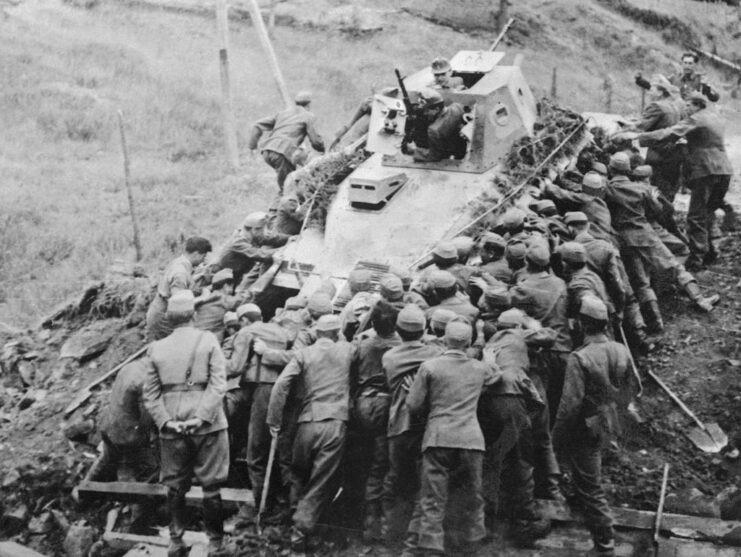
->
{"left": 653, "top": 463, "right": 669, "bottom": 557}
{"left": 648, "top": 369, "right": 728, "bottom": 453}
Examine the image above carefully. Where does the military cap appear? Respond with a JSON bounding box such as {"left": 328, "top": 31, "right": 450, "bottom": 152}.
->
{"left": 168, "top": 290, "right": 195, "bottom": 313}
{"left": 452, "top": 236, "right": 474, "bottom": 259}
{"left": 582, "top": 172, "right": 605, "bottom": 196}
{"left": 580, "top": 295, "right": 608, "bottom": 321}
{"left": 559, "top": 241, "right": 587, "bottom": 264}
{"left": 608, "top": 152, "right": 631, "bottom": 173}
{"left": 526, "top": 239, "right": 551, "bottom": 266}
{"left": 591, "top": 161, "right": 608, "bottom": 176}
{"left": 430, "top": 57, "right": 452, "bottom": 74}
{"left": 524, "top": 216, "right": 548, "bottom": 235}
{"left": 211, "top": 268, "right": 234, "bottom": 286}
{"left": 632, "top": 165, "right": 653, "bottom": 179}
{"left": 237, "top": 302, "right": 262, "bottom": 320}
{"left": 484, "top": 284, "right": 510, "bottom": 308}
{"left": 348, "top": 269, "right": 372, "bottom": 292}
{"left": 294, "top": 90, "right": 312, "bottom": 106}
{"left": 501, "top": 207, "right": 526, "bottom": 230}
{"left": 380, "top": 86, "right": 399, "bottom": 97}
{"left": 396, "top": 304, "right": 426, "bottom": 332}
{"left": 419, "top": 88, "right": 444, "bottom": 107}
{"left": 687, "top": 91, "right": 708, "bottom": 108}
{"left": 389, "top": 264, "right": 412, "bottom": 288}
{"left": 380, "top": 274, "right": 404, "bottom": 301}
{"left": 285, "top": 295, "right": 307, "bottom": 310}
{"left": 564, "top": 211, "right": 589, "bottom": 225}
{"left": 223, "top": 311, "right": 238, "bottom": 327}
{"left": 481, "top": 232, "right": 506, "bottom": 249}
{"left": 497, "top": 308, "right": 528, "bottom": 327}
{"left": 315, "top": 314, "right": 341, "bottom": 332}
{"left": 315, "top": 279, "right": 337, "bottom": 298}
{"left": 430, "top": 270, "right": 456, "bottom": 289}
{"left": 432, "top": 241, "right": 458, "bottom": 261}
{"left": 530, "top": 199, "right": 558, "bottom": 217}
{"left": 430, "top": 308, "right": 457, "bottom": 328}
{"left": 243, "top": 211, "right": 268, "bottom": 229}
{"left": 444, "top": 320, "right": 472, "bottom": 345}
{"left": 307, "top": 292, "right": 333, "bottom": 316}
{"left": 506, "top": 241, "right": 527, "bottom": 260}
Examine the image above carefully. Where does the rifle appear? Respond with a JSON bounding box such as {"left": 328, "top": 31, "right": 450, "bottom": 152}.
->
{"left": 394, "top": 68, "right": 418, "bottom": 155}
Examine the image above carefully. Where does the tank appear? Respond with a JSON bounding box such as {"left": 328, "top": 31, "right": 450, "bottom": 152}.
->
{"left": 266, "top": 51, "right": 541, "bottom": 307}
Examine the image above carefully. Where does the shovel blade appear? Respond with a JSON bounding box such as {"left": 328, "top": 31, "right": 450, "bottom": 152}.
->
{"left": 688, "top": 423, "right": 728, "bottom": 453}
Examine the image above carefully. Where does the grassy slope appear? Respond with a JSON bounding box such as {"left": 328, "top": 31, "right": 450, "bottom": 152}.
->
{"left": 0, "top": 0, "right": 739, "bottom": 326}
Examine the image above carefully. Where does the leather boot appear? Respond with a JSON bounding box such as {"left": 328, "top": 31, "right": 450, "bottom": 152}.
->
{"left": 588, "top": 525, "right": 616, "bottom": 556}
{"left": 640, "top": 301, "right": 664, "bottom": 334}
{"left": 202, "top": 491, "right": 225, "bottom": 556}
{"left": 167, "top": 489, "right": 188, "bottom": 557}
{"left": 683, "top": 281, "right": 720, "bottom": 313}
{"left": 363, "top": 500, "right": 383, "bottom": 543}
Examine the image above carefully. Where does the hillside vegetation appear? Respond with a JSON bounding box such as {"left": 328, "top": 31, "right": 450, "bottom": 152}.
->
{"left": 1, "top": 0, "right": 740, "bottom": 326}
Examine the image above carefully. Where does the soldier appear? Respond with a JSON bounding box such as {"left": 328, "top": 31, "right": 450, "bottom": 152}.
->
{"left": 418, "top": 240, "right": 467, "bottom": 297}
{"left": 406, "top": 320, "right": 489, "bottom": 556}
{"left": 214, "top": 212, "right": 288, "bottom": 289}
{"left": 194, "top": 269, "right": 241, "bottom": 343}
{"left": 428, "top": 57, "right": 465, "bottom": 91}
{"left": 390, "top": 264, "right": 430, "bottom": 311}
{"left": 552, "top": 296, "right": 634, "bottom": 557}
{"left": 510, "top": 238, "right": 572, "bottom": 422}
{"left": 603, "top": 152, "right": 719, "bottom": 327}
{"left": 669, "top": 51, "right": 720, "bottom": 102}
{"left": 479, "top": 232, "right": 513, "bottom": 284}
{"left": 632, "top": 92, "right": 733, "bottom": 272}
{"left": 330, "top": 86, "right": 399, "bottom": 150}
{"left": 424, "top": 270, "right": 479, "bottom": 326}
{"left": 382, "top": 305, "right": 443, "bottom": 546}
{"left": 248, "top": 91, "right": 326, "bottom": 194}
{"left": 142, "top": 291, "right": 228, "bottom": 557}
{"left": 266, "top": 314, "right": 355, "bottom": 551}
{"left": 340, "top": 269, "right": 374, "bottom": 339}
{"left": 146, "top": 236, "right": 212, "bottom": 342}
{"left": 273, "top": 193, "right": 308, "bottom": 236}
{"left": 404, "top": 89, "right": 467, "bottom": 162}
{"left": 505, "top": 241, "right": 528, "bottom": 282}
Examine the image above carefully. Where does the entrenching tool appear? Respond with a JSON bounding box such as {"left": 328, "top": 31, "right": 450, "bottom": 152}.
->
{"left": 648, "top": 370, "right": 728, "bottom": 453}
{"left": 653, "top": 463, "right": 670, "bottom": 557}
{"left": 618, "top": 325, "right": 643, "bottom": 398}
{"left": 256, "top": 434, "right": 278, "bottom": 535}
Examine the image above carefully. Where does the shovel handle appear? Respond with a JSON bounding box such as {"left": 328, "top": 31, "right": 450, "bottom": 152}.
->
{"left": 619, "top": 325, "right": 643, "bottom": 398}
{"left": 647, "top": 370, "right": 706, "bottom": 430}
{"left": 654, "top": 463, "right": 670, "bottom": 554}
{"left": 257, "top": 434, "right": 278, "bottom": 533}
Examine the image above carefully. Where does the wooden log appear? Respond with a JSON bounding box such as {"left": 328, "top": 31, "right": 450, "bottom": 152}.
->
{"left": 77, "top": 481, "right": 253, "bottom": 509}
{"left": 0, "top": 542, "right": 48, "bottom": 557}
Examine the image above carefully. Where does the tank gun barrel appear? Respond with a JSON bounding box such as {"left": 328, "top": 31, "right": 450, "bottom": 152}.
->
{"left": 489, "top": 17, "right": 515, "bottom": 52}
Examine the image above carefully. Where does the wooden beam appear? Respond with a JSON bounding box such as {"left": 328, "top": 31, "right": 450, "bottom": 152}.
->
{"left": 77, "top": 481, "right": 253, "bottom": 509}
{"left": 103, "top": 529, "right": 208, "bottom": 552}
{"left": 0, "top": 542, "right": 47, "bottom": 557}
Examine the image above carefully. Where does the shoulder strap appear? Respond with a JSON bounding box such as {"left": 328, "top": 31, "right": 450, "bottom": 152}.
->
{"left": 184, "top": 332, "right": 206, "bottom": 385}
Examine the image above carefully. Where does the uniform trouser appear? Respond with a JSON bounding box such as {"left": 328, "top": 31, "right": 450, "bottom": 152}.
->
{"left": 365, "top": 433, "right": 389, "bottom": 504}
{"left": 384, "top": 431, "right": 424, "bottom": 538}
{"left": 224, "top": 385, "right": 254, "bottom": 469}
{"left": 417, "top": 448, "right": 486, "bottom": 553}
{"left": 87, "top": 434, "right": 157, "bottom": 483}
{"left": 291, "top": 420, "right": 347, "bottom": 533}
{"left": 622, "top": 241, "right": 695, "bottom": 304}
{"left": 563, "top": 439, "right": 614, "bottom": 549}
{"left": 262, "top": 150, "right": 296, "bottom": 194}
{"left": 160, "top": 430, "right": 230, "bottom": 543}
{"left": 481, "top": 396, "right": 537, "bottom": 523}
{"left": 145, "top": 295, "right": 172, "bottom": 342}
{"left": 687, "top": 175, "right": 731, "bottom": 262}
{"left": 652, "top": 161, "right": 682, "bottom": 203}
{"left": 247, "top": 383, "right": 277, "bottom": 507}
{"left": 540, "top": 350, "right": 569, "bottom": 425}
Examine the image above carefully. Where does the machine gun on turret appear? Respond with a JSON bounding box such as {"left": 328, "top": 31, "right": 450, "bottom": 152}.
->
{"left": 394, "top": 68, "right": 421, "bottom": 155}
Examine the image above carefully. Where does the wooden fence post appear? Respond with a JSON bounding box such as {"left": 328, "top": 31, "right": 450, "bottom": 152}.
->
{"left": 116, "top": 111, "right": 143, "bottom": 262}
{"left": 216, "top": 0, "right": 240, "bottom": 171}
{"left": 550, "top": 67, "right": 558, "bottom": 100}
{"left": 246, "top": 0, "right": 292, "bottom": 108}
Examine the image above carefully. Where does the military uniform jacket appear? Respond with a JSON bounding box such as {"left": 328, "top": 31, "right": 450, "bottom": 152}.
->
{"left": 413, "top": 103, "right": 467, "bottom": 162}
{"left": 99, "top": 359, "right": 153, "bottom": 447}
{"left": 636, "top": 99, "right": 682, "bottom": 165}
{"left": 574, "top": 232, "right": 625, "bottom": 312}
{"left": 247, "top": 105, "right": 325, "bottom": 158}
{"left": 510, "top": 271, "right": 572, "bottom": 352}
{"left": 669, "top": 71, "right": 720, "bottom": 102}
{"left": 156, "top": 255, "right": 193, "bottom": 300}
{"left": 216, "top": 230, "right": 288, "bottom": 285}
{"left": 552, "top": 334, "right": 632, "bottom": 447}
{"left": 407, "top": 350, "right": 491, "bottom": 451}
{"left": 481, "top": 258, "right": 514, "bottom": 284}
{"left": 352, "top": 331, "right": 401, "bottom": 391}
{"left": 639, "top": 109, "right": 733, "bottom": 180}
{"left": 143, "top": 326, "right": 227, "bottom": 439}
{"left": 194, "top": 291, "right": 239, "bottom": 340}
{"left": 481, "top": 328, "right": 549, "bottom": 401}
{"left": 227, "top": 321, "right": 291, "bottom": 387}
{"left": 545, "top": 187, "right": 616, "bottom": 245}
{"left": 267, "top": 337, "right": 354, "bottom": 428}
{"left": 274, "top": 198, "right": 307, "bottom": 236}
{"left": 566, "top": 268, "right": 611, "bottom": 318}
{"left": 605, "top": 175, "right": 664, "bottom": 247}
{"left": 383, "top": 341, "right": 443, "bottom": 437}
{"left": 425, "top": 294, "right": 480, "bottom": 326}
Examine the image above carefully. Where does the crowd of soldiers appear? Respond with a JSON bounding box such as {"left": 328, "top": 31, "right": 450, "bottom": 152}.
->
{"left": 89, "top": 52, "right": 736, "bottom": 557}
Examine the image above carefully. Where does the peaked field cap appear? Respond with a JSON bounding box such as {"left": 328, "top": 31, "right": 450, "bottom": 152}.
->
{"left": 419, "top": 88, "right": 444, "bottom": 106}
{"left": 211, "top": 268, "right": 234, "bottom": 285}
{"left": 431, "top": 57, "right": 451, "bottom": 73}
{"left": 481, "top": 232, "right": 506, "bottom": 249}
{"left": 501, "top": 207, "right": 526, "bottom": 229}
{"left": 316, "top": 314, "right": 341, "bottom": 331}
{"left": 285, "top": 295, "right": 307, "bottom": 310}
{"left": 168, "top": 290, "right": 195, "bottom": 313}
{"left": 497, "top": 307, "right": 528, "bottom": 327}
{"left": 348, "top": 269, "right": 372, "bottom": 290}
{"left": 580, "top": 295, "right": 608, "bottom": 320}
{"left": 591, "top": 161, "right": 608, "bottom": 175}
{"left": 633, "top": 165, "right": 653, "bottom": 178}
{"left": 526, "top": 239, "right": 551, "bottom": 266}
{"left": 223, "top": 311, "right": 238, "bottom": 326}
{"left": 564, "top": 211, "right": 589, "bottom": 225}
{"left": 507, "top": 241, "right": 527, "bottom": 259}
{"left": 243, "top": 211, "right": 268, "bottom": 228}
{"left": 484, "top": 284, "right": 510, "bottom": 307}
{"left": 389, "top": 264, "right": 412, "bottom": 287}
{"left": 452, "top": 236, "right": 474, "bottom": 257}
{"left": 295, "top": 90, "right": 312, "bottom": 105}
{"left": 380, "top": 274, "right": 404, "bottom": 301}
{"left": 308, "top": 292, "right": 334, "bottom": 315}
{"left": 430, "top": 308, "right": 457, "bottom": 327}
{"left": 444, "top": 320, "right": 472, "bottom": 344}
{"left": 559, "top": 241, "right": 587, "bottom": 263}
{"left": 396, "top": 304, "right": 426, "bottom": 332}
{"left": 432, "top": 241, "right": 458, "bottom": 260}
{"left": 609, "top": 152, "right": 631, "bottom": 172}
{"left": 582, "top": 172, "right": 605, "bottom": 192}
{"left": 431, "top": 270, "right": 457, "bottom": 289}
{"left": 237, "top": 303, "right": 262, "bottom": 319}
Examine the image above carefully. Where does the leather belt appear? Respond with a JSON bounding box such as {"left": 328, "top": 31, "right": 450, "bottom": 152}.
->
{"left": 161, "top": 382, "right": 208, "bottom": 393}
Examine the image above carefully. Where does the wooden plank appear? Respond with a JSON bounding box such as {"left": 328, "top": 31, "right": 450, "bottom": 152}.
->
{"left": 77, "top": 481, "right": 253, "bottom": 509}
{"left": 0, "top": 541, "right": 47, "bottom": 557}
{"left": 537, "top": 499, "right": 741, "bottom": 545}
{"left": 103, "top": 530, "right": 207, "bottom": 552}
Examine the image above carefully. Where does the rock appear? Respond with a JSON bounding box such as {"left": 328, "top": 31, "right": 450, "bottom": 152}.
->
{"left": 18, "top": 391, "right": 36, "bottom": 410}
{"left": 63, "top": 419, "right": 95, "bottom": 441}
{"left": 17, "top": 360, "right": 36, "bottom": 386}
{"left": 27, "top": 511, "right": 54, "bottom": 534}
{"left": 0, "top": 503, "right": 29, "bottom": 535}
{"left": 50, "top": 509, "right": 70, "bottom": 534}
{"left": 664, "top": 487, "right": 721, "bottom": 518}
{"left": 60, "top": 321, "right": 119, "bottom": 361}
{"left": 717, "top": 486, "right": 741, "bottom": 520}
{"left": 63, "top": 523, "right": 96, "bottom": 557}
{"left": 2, "top": 468, "right": 21, "bottom": 488}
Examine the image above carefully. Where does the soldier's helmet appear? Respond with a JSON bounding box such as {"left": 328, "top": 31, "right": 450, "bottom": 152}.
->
{"left": 430, "top": 57, "right": 452, "bottom": 74}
